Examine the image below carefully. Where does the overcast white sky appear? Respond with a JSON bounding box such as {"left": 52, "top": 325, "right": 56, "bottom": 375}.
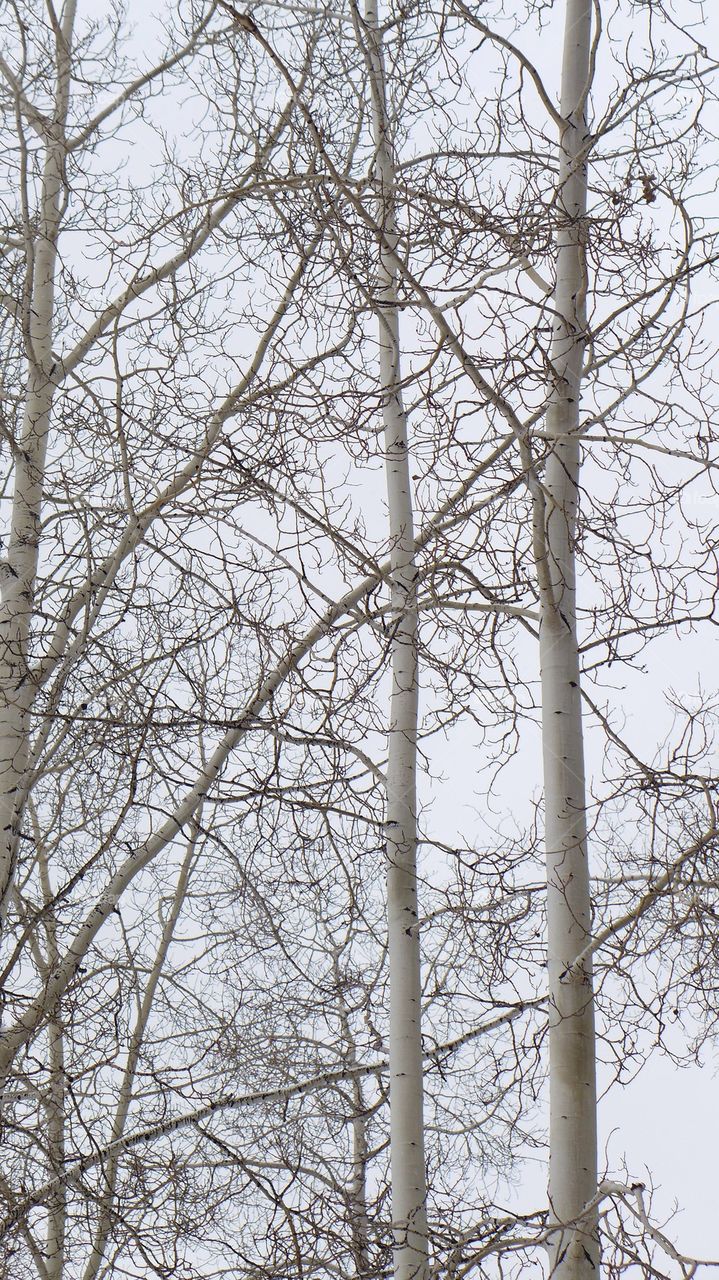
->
{"left": 78, "top": 0, "right": 719, "bottom": 1264}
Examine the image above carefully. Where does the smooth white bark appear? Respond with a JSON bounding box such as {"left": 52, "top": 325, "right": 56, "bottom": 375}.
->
{"left": 0, "top": 440, "right": 510, "bottom": 1090}
{"left": 333, "top": 948, "right": 373, "bottom": 1279}
{"left": 0, "top": 1002, "right": 536, "bottom": 1245}
{"left": 81, "top": 821, "right": 200, "bottom": 1280}
{"left": 363, "top": 7, "right": 428, "bottom": 1279}
{"left": 0, "top": 3, "right": 77, "bottom": 929}
{"left": 0, "top": 16, "right": 76, "bottom": 1263}
{"left": 539, "top": 3, "right": 598, "bottom": 1278}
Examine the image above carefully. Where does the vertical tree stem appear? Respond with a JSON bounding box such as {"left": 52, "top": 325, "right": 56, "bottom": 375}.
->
{"left": 539, "top": 3, "right": 598, "bottom": 1278}
{"left": 362, "top": 6, "right": 428, "bottom": 1278}
{"left": 0, "top": 2, "right": 77, "bottom": 929}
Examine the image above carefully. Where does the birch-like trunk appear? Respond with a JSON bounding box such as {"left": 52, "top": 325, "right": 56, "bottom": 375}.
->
{"left": 35, "top": 822, "right": 66, "bottom": 1280}
{"left": 333, "top": 950, "right": 373, "bottom": 1279}
{"left": 0, "top": 2, "right": 76, "bottom": 927}
{"left": 363, "top": 7, "right": 428, "bottom": 1279}
{"left": 539, "top": 3, "right": 598, "bottom": 1278}
{"left": 81, "top": 821, "right": 199, "bottom": 1280}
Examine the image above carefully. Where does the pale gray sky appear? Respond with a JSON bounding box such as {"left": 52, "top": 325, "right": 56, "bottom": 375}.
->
{"left": 73, "top": 0, "right": 719, "bottom": 1265}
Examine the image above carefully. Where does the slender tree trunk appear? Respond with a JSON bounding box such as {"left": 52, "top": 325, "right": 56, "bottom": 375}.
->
{"left": 37, "top": 829, "right": 67, "bottom": 1280}
{"left": 348, "top": 1102, "right": 371, "bottom": 1279}
{"left": 0, "top": 2, "right": 76, "bottom": 928}
{"left": 81, "top": 821, "right": 199, "bottom": 1280}
{"left": 539, "top": 3, "right": 598, "bottom": 1278}
{"left": 362, "top": 7, "right": 428, "bottom": 1279}
{"left": 333, "top": 950, "right": 373, "bottom": 1279}
{"left": 2, "top": 20, "right": 75, "bottom": 1263}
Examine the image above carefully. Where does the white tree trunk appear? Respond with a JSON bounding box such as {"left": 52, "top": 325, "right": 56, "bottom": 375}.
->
{"left": 33, "top": 818, "right": 68, "bottom": 1280}
{"left": 540, "top": 3, "right": 597, "bottom": 1278}
{"left": 362, "top": 7, "right": 428, "bottom": 1279}
{"left": 0, "top": 1, "right": 77, "bottom": 928}
{"left": 81, "top": 820, "right": 199, "bottom": 1280}
{"left": 333, "top": 948, "right": 373, "bottom": 1279}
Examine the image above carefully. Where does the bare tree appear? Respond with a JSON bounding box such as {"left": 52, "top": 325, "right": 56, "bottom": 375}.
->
{"left": 0, "top": 3, "right": 717, "bottom": 1280}
{"left": 535, "top": 3, "right": 598, "bottom": 1276}
{"left": 359, "top": 3, "right": 427, "bottom": 1276}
